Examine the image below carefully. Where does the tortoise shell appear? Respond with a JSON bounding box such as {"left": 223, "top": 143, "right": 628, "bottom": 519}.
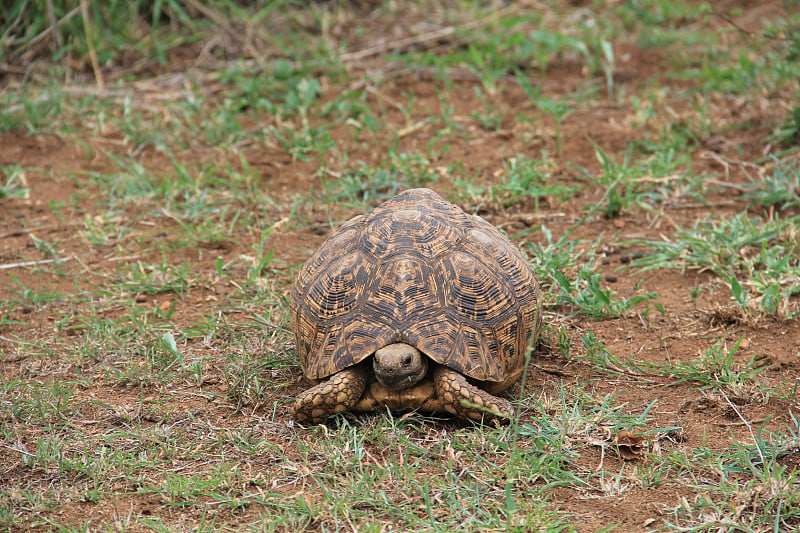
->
{"left": 292, "top": 188, "right": 541, "bottom": 384}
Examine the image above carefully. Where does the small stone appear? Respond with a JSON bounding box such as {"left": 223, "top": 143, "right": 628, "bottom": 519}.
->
{"left": 605, "top": 273, "right": 618, "bottom": 283}
{"left": 739, "top": 338, "right": 751, "bottom": 350}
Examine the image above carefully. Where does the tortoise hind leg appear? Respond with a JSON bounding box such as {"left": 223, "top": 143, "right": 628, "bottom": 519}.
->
{"left": 291, "top": 365, "right": 368, "bottom": 424}
{"left": 433, "top": 366, "right": 513, "bottom": 422}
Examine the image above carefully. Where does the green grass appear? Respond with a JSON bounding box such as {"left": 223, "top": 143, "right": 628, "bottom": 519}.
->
{"left": 2, "top": 1, "right": 800, "bottom": 532}
{"left": 0, "top": 165, "right": 29, "bottom": 198}
{"left": 743, "top": 157, "right": 800, "bottom": 209}
{"left": 664, "top": 424, "right": 800, "bottom": 531}
{"left": 643, "top": 336, "right": 771, "bottom": 394}
{"left": 630, "top": 212, "right": 800, "bottom": 319}
{"left": 531, "top": 234, "right": 658, "bottom": 320}
{"left": 494, "top": 155, "right": 576, "bottom": 209}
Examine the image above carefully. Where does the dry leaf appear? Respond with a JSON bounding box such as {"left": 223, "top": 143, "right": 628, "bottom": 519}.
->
{"left": 613, "top": 430, "right": 645, "bottom": 461}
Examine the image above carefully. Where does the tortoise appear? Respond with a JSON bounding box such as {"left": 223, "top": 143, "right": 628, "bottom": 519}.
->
{"left": 290, "top": 188, "right": 542, "bottom": 423}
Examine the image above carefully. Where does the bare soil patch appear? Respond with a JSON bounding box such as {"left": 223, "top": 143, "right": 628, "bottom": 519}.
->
{"left": 2, "top": 1, "right": 799, "bottom": 531}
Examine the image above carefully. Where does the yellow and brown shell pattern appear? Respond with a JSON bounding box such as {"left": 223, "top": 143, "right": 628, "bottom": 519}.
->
{"left": 292, "top": 188, "right": 542, "bottom": 385}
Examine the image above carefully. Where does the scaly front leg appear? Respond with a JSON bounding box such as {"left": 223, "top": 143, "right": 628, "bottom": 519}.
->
{"left": 433, "top": 365, "right": 513, "bottom": 422}
{"left": 291, "top": 365, "right": 368, "bottom": 424}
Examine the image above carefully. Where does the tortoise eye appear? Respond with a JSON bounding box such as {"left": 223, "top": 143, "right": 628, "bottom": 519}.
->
{"left": 403, "top": 355, "right": 413, "bottom": 366}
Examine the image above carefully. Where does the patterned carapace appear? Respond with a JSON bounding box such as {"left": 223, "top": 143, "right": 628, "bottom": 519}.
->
{"left": 292, "top": 188, "right": 542, "bottom": 384}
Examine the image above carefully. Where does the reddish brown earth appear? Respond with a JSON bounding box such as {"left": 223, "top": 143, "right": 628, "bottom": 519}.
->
{"left": 1, "top": 2, "right": 799, "bottom": 531}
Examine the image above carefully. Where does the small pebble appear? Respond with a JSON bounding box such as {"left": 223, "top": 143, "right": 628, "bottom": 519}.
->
{"left": 620, "top": 255, "right": 630, "bottom": 264}
{"left": 604, "top": 273, "right": 618, "bottom": 283}
{"left": 21, "top": 304, "right": 34, "bottom": 314}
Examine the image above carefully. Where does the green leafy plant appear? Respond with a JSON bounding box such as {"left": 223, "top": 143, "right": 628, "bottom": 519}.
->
{"left": 743, "top": 156, "right": 800, "bottom": 210}
{"left": 493, "top": 156, "right": 575, "bottom": 210}
{"left": 535, "top": 96, "right": 574, "bottom": 155}
{"left": 528, "top": 226, "right": 657, "bottom": 319}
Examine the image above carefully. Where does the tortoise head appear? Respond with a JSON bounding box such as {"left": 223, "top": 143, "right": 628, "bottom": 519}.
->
{"left": 373, "top": 343, "right": 428, "bottom": 391}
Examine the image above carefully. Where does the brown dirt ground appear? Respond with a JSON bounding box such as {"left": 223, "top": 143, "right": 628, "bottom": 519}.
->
{"left": 1, "top": 2, "right": 800, "bottom": 531}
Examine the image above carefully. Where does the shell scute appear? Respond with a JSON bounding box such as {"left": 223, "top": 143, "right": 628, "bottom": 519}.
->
{"left": 304, "top": 251, "right": 367, "bottom": 320}
{"left": 364, "top": 257, "right": 440, "bottom": 324}
{"left": 359, "top": 208, "right": 461, "bottom": 260}
{"left": 292, "top": 188, "right": 541, "bottom": 383}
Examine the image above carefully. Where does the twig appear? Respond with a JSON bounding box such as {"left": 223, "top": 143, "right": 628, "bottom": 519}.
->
{"left": 398, "top": 119, "right": 432, "bottom": 137}
{"left": 0, "top": 258, "right": 70, "bottom": 270}
{"left": 79, "top": 0, "right": 105, "bottom": 89}
{"left": 0, "top": 223, "right": 81, "bottom": 239}
{"left": 720, "top": 389, "right": 765, "bottom": 466}
{"left": 714, "top": 418, "right": 767, "bottom": 427}
{"left": 0, "top": 2, "right": 26, "bottom": 44}
{"left": 341, "top": 25, "right": 460, "bottom": 63}
{"left": 183, "top": 0, "right": 239, "bottom": 42}
{"left": 11, "top": 6, "right": 81, "bottom": 62}
{"left": 46, "top": 0, "right": 63, "bottom": 50}
{"left": 0, "top": 63, "right": 29, "bottom": 75}
{"left": 713, "top": 11, "right": 757, "bottom": 38}
{"left": 0, "top": 226, "right": 50, "bottom": 239}
{"left": 703, "top": 178, "right": 750, "bottom": 191}
{"left": 347, "top": 64, "right": 524, "bottom": 92}
{"left": 340, "top": 3, "right": 522, "bottom": 63}
{"left": 701, "top": 151, "right": 766, "bottom": 182}
{"left": 0, "top": 443, "right": 35, "bottom": 457}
